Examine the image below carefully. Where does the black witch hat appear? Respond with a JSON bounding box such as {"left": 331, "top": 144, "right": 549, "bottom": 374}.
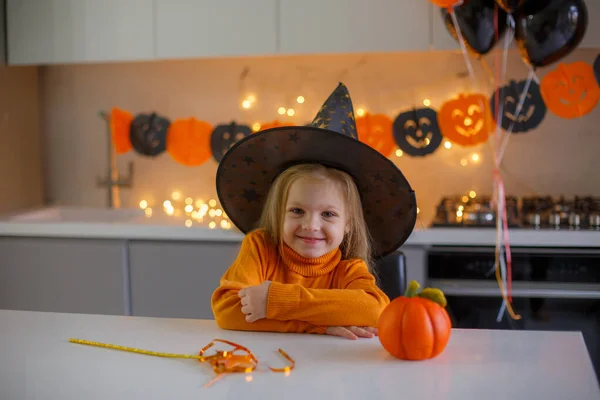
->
{"left": 216, "top": 83, "right": 417, "bottom": 258}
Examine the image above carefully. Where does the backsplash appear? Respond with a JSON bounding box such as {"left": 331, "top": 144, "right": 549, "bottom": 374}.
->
{"left": 38, "top": 48, "right": 600, "bottom": 227}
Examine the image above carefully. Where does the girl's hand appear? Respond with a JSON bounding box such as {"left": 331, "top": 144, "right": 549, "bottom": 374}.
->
{"left": 325, "top": 326, "right": 378, "bottom": 340}
{"left": 238, "top": 281, "right": 272, "bottom": 322}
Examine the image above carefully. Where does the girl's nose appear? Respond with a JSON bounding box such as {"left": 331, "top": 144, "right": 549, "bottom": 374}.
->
{"left": 301, "top": 213, "right": 320, "bottom": 231}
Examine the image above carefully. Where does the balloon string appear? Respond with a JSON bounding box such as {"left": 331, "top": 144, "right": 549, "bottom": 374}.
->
{"left": 449, "top": 9, "right": 478, "bottom": 90}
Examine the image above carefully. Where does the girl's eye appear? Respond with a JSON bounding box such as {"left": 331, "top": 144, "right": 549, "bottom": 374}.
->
{"left": 322, "top": 211, "right": 336, "bottom": 218}
{"left": 289, "top": 208, "right": 303, "bottom": 214}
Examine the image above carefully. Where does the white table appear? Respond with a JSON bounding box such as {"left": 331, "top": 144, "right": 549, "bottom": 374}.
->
{"left": 1, "top": 310, "right": 599, "bottom": 399}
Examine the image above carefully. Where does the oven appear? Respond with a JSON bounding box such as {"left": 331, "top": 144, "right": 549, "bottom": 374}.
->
{"left": 427, "top": 246, "right": 600, "bottom": 379}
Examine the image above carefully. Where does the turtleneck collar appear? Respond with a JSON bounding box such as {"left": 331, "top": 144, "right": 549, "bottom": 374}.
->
{"left": 280, "top": 244, "right": 341, "bottom": 277}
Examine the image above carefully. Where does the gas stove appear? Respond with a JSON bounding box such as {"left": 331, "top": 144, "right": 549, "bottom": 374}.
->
{"left": 431, "top": 195, "right": 600, "bottom": 230}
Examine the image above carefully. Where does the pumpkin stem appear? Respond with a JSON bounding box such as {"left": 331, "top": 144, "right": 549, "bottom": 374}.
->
{"left": 404, "top": 280, "right": 420, "bottom": 298}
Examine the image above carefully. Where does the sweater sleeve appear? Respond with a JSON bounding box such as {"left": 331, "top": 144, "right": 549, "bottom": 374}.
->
{"left": 265, "top": 260, "right": 390, "bottom": 327}
{"left": 210, "top": 230, "right": 327, "bottom": 334}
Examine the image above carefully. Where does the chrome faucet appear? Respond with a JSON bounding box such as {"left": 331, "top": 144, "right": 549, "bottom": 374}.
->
{"left": 96, "top": 111, "right": 134, "bottom": 209}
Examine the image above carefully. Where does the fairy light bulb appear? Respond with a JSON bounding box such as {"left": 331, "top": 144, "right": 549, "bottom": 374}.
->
{"left": 395, "top": 149, "right": 403, "bottom": 157}
{"left": 296, "top": 96, "right": 305, "bottom": 104}
{"left": 460, "top": 158, "right": 468, "bottom": 167}
{"left": 462, "top": 195, "right": 469, "bottom": 203}
{"left": 252, "top": 123, "right": 261, "bottom": 132}
{"left": 417, "top": 207, "right": 420, "bottom": 214}
{"left": 139, "top": 200, "right": 148, "bottom": 210}
{"left": 423, "top": 99, "right": 431, "bottom": 107}
{"left": 185, "top": 197, "right": 193, "bottom": 205}
{"left": 471, "top": 153, "right": 480, "bottom": 162}
{"left": 163, "top": 200, "right": 172, "bottom": 208}
{"left": 287, "top": 108, "right": 295, "bottom": 116}
{"left": 144, "top": 208, "right": 152, "bottom": 217}
{"left": 185, "top": 219, "right": 193, "bottom": 228}
{"left": 469, "top": 190, "right": 477, "bottom": 198}
{"left": 277, "top": 107, "right": 286, "bottom": 115}
{"left": 356, "top": 108, "right": 365, "bottom": 117}
{"left": 171, "top": 191, "right": 181, "bottom": 201}
{"left": 184, "top": 204, "right": 194, "bottom": 213}
{"left": 195, "top": 199, "right": 204, "bottom": 208}
{"left": 464, "top": 117, "right": 473, "bottom": 126}
{"left": 444, "top": 141, "right": 452, "bottom": 149}
{"left": 242, "top": 100, "right": 251, "bottom": 109}
{"left": 209, "top": 199, "right": 217, "bottom": 207}
{"left": 246, "top": 94, "right": 256, "bottom": 103}
{"left": 209, "top": 221, "right": 216, "bottom": 229}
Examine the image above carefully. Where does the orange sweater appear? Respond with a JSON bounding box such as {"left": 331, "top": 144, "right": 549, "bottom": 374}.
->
{"left": 211, "top": 229, "right": 390, "bottom": 334}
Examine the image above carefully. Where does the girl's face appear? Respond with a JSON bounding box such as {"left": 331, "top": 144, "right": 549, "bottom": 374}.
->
{"left": 282, "top": 176, "right": 348, "bottom": 259}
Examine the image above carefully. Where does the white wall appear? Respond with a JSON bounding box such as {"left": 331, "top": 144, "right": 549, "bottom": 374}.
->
{"left": 38, "top": 48, "right": 600, "bottom": 226}
{"left": 0, "top": 65, "right": 43, "bottom": 214}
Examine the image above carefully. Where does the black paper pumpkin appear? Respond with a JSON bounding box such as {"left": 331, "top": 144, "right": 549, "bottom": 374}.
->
{"left": 392, "top": 108, "right": 443, "bottom": 157}
{"left": 129, "top": 112, "right": 170, "bottom": 157}
{"left": 210, "top": 122, "right": 253, "bottom": 163}
{"left": 490, "top": 79, "right": 546, "bottom": 134}
{"left": 594, "top": 54, "right": 600, "bottom": 86}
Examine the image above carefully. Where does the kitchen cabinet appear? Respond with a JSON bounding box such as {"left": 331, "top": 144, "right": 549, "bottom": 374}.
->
{"left": 278, "top": 0, "right": 431, "bottom": 55}
{"left": 0, "top": 237, "right": 126, "bottom": 315}
{"left": 128, "top": 240, "right": 241, "bottom": 319}
{"left": 154, "top": 0, "right": 278, "bottom": 60}
{"left": 6, "top": 0, "right": 154, "bottom": 65}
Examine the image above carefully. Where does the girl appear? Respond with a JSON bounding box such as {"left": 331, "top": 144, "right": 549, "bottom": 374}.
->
{"left": 211, "top": 83, "right": 417, "bottom": 340}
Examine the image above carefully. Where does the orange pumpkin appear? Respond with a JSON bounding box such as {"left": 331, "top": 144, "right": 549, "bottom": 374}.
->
{"left": 110, "top": 107, "right": 134, "bottom": 154}
{"left": 356, "top": 113, "right": 395, "bottom": 157}
{"left": 438, "top": 93, "right": 493, "bottom": 147}
{"left": 378, "top": 280, "right": 452, "bottom": 360}
{"left": 428, "top": 0, "right": 459, "bottom": 8}
{"left": 258, "top": 120, "right": 294, "bottom": 132}
{"left": 540, "top": 61, "right": 600, "bottom": 119}
{"left": 166, "top": 118, "right": 213, "bottom": 166}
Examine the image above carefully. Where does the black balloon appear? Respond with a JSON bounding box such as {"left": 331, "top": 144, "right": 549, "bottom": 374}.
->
{"left": 495, "top": 0, "right": 531, "bottom": 13}
{"left": 490, "top": 79, "right": 547, "bottom": 134}
{"left": 594, "top": 54, "right": 600, "bottom": 86}
{"left": 129, "top": 112, "right": 170, "bottom": 157}
{"left": 392, "top": 108, "right": 443, "bottom": 157}
{"left": 442, "top": 0, "right": 507, "bottom": 57}
{"left": 514, "top": 0, "right": 588, "bottom": 68}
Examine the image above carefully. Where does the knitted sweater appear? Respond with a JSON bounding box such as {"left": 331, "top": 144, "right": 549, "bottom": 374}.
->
{"left": 210, "top": 229, "right": 390, "bottom": 334}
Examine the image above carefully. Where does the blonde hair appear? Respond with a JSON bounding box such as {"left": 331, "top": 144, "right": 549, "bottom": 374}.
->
{"left": 257, "top": 163, "right": 374, "bottom": 272}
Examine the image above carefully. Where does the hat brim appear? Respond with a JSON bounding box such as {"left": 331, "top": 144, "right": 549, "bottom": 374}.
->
{"left": 216, "top": 126, "right": 417, "bottom": 258}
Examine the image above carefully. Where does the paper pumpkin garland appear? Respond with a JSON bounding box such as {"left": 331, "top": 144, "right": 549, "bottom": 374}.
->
{"left": 356, "top": 113, "right": 395, "bottom": 157}
{"left": 110, "top": 108, "right": 134, "bottom": 154}
{"left": 438, "top": 93, "right": 493, "bottom": 146}
{"left": 129, "top": 113, "right": 170, "bottom": 157}
{"left": 392, "top": 108, "right": 443, "bottom": 157}
{"left": 210, "top": 121, "right": 253, "bottom": 163}
{"left": 490, "top": 79, "right": 547, "bottom": 134}
{"left": 540, "top": 61, "right": 600, "bottom": 119}
{"left": 258, "top": 120, "right": 294, "bottom": 131}
{"left": 166, "top": 118, "right": 213, "bottom": 166}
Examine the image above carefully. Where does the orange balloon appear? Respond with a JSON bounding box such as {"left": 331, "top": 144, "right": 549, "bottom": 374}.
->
{"left": 438, "top": 93, "right": 493, "bottom": 147}
{"left": 540, "top": 61, "right": 600, "bottom": 119}
{"left": 356, "top": 113, "right": 395, "bottom": 157}
{"left": 110, "top": 107, "right": 133, "bottom": 154}
{"left": 167, "top": 118, "right": 213, "bottom": 166}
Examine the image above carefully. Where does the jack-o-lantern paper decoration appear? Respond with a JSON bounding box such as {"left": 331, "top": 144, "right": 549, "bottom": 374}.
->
{"left": 393, "top": 108, "right": 443, "bottom": 157}
{"left": 540, "top": 61, "right": 600, "bottom": 119}
{"left": 110, "top": 107, "right": 134, "bottom": 154}
{"left": 129, "top": 112, "right": 170, "bottom": 157}
{"left": 210, "top": 122, "right": 253, "bottom": 163}
{"left": 258, "top": 120, "right": 294, "bottom": 132}
{"left": 490, "top": 79, "right": 546, "bottom": 134}
{"left": 438, "top": 93, "right": 493, "bottom": 147}
{"left": 166, "top": 118, "right": 213, "bottom": 167}
{"left": 356, "top": 113, "right": 395, "bottom": 157}
{"left": 594, "top": 54, "right": 600, "bottom": 86}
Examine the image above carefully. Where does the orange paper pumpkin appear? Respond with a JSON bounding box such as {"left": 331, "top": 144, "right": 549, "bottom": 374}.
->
{"left": 378, "top": 280, "right": 451, "bottom": 361}
{"left": 438, "top": 93, "right": 492, "bottom": 146}
{"left": 110, "top": 107, "right": 134, "bottom": 154}
{"left": 166, "top": 118, "right": 213, "bottom": 166}
{"left": 258, "top": 120, "right": 294, "bottom": 132}
{"left": 356, "top": 113, "right": 395, "bottom": 157}
{"left": 540, "top": 61, "right": 600, "bottom": 119}
{"left": 429, "top": 0, "right": 460, "bottom": 8}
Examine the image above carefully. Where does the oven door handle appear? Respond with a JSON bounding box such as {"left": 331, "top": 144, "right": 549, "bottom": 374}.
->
{"left": 427, "top": 279, "right": 600, "bottom": 299}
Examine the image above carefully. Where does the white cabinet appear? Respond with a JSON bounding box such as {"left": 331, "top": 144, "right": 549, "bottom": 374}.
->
{"left": 278, "top": 0, "right": 430, "bottom": 55}
{"left": 6, "top": 0, "right": 154, "bottom": 65}
{"left": 155, "top": 0, "right": 277, "bottom": 59}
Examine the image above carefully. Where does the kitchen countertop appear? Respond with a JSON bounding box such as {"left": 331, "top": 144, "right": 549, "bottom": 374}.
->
{"left": 0, "top": 206, "right": 599, "bottom": 247}
{"left": 1, "top": 309, "right": 598, "bottom": 400}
